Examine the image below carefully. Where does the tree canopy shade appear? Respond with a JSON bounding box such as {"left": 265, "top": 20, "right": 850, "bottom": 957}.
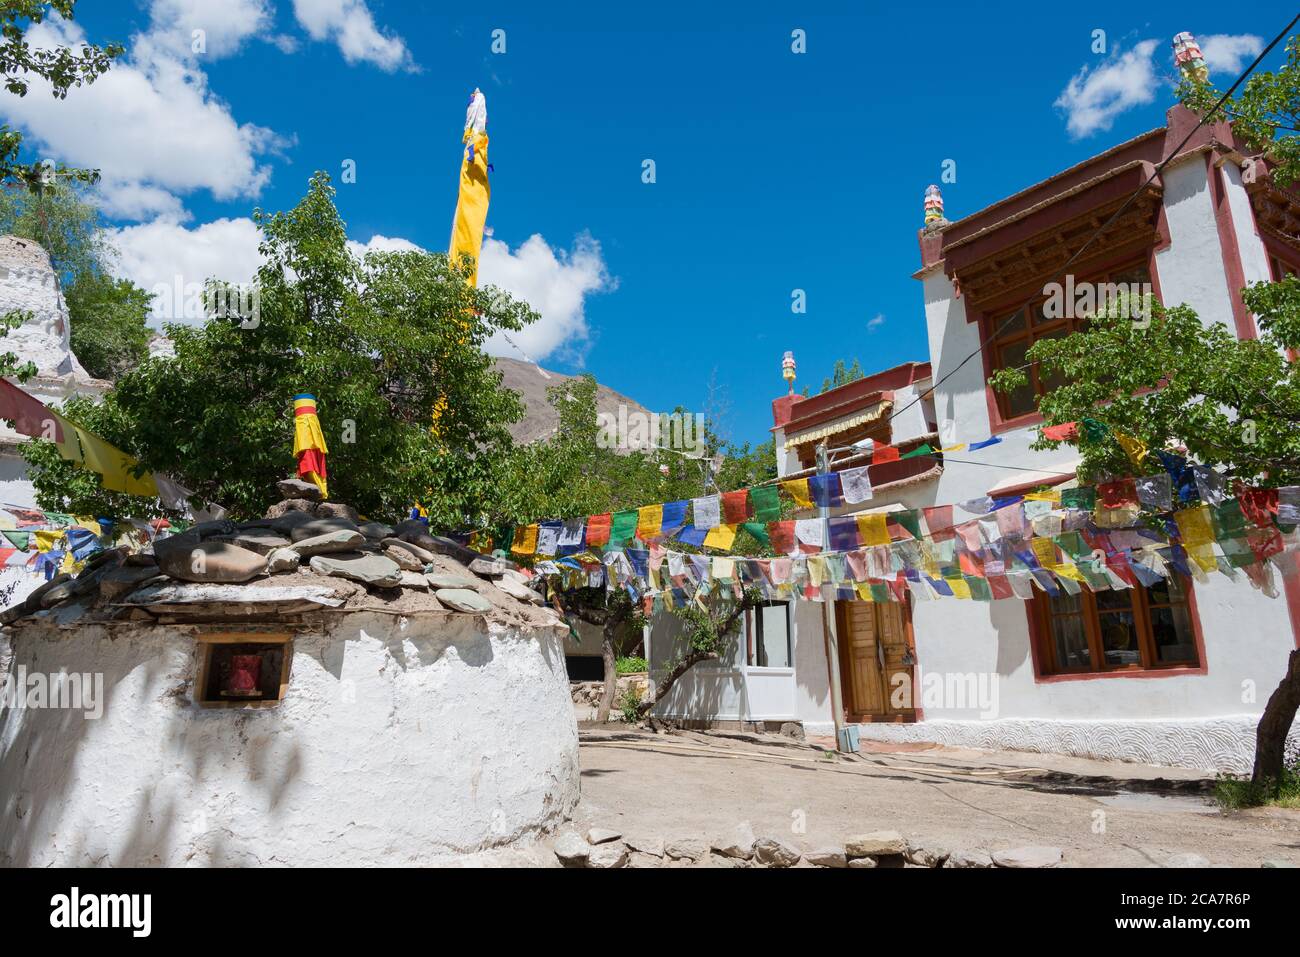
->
{"left": 21, "top": 173, "right": 539, "bottom": 523}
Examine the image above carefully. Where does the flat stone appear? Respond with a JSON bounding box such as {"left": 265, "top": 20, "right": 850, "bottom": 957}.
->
{"left": 191, "top": 519, "right": 239, "bottom": 539}
{"left": 427, "top": 572, "right": 481, "bottom": 591}
{"left": 276, "top": 477, "right": 323, "bottom": 501}
{"left": 382, "top": 537, "right": 436, "bottom": 565}
{"left": 628, "top": 852, "right": 662, "bottom": 868}
{"left": 266, "top": 548, "right": 301, "bottom": 574}
{"left": 38, "top": 582, "right": 75, "bottom": 607}
{"left": 290, "top": 517, "right": 360, "bottom": 542}
{"left": 847, "top": 857, "right": 878, "bottom": 868}
{"left": 553, "top": 831, "right": 591, "bottom": 867}
{"left": 625, "top": 836, "right": 664, "bottom": 858}
{"left": 151, "top": 528, "right": 200, "bottom": 563}
{"left": 99, "top": 564, "right": 168, "bottom": 600}
{"left": 435, "top": 587, "right": 492, "bottom": 613}
{"left": 399, "top": 570, "right": 429, "bottom": 590}
{"left": 707, "top": 853, "right": 746, "bottom": 868}
{"left": 1262, "top": 860, "right": 1296, "bottom": 868}
{"left": 587, "top": 827, "right": 622, "bottom": 845}
{"left": 469, "top": 557, "right": 507, "bottom": 577}
{"left": 805, "top": 847, "right": 848, "bottom": 868}
{"left": 383, "top": 545, "right": 425, "bottom": 571}
{"left": 1164, "top": 853, "right": 1211, "bottom": 868}
{"left": 495, "top": 574, "right": 543, "bottom": 604}
{"left": 905, "top": 841, "right": 950, "bottom": 868}
{"left": 309, "top": 553, "right": 402, "bottom": 588}
{"left": 315, "top": 501, "right": 359, "bottom": 522}
{"left": 156, "top": 540, "right": 268, "bottom": 584}
{"left": 359, "top": 521, "right": 394, "bottom": 541}
{"left": 124, "top": 553, "right": 159, "bottom": 567}
{"left": 290, "top": 529, "right": 365, "bottom": 557}
{"left": 712, "top": 822, "right": 756, "bottom": 860}
{"left": 210, "top": 530, "right": 292, "bottom": 556}
{"left": 752, "top": 837, "right": 801, "bottom": 868}
{"left": 846, "top": 830, "right": 906, "bottom": 859}
{"left": 992, "top": 846, "right": 1062, "bottom": 869}
{"left": 267, "top": 506, "right": 318, "bottom": 534}
{"left": 585, "top": 842, "right": 628, "bottom": 869}
{"left": 664, "top": 839, "right": 706, "bottom": 861}
{"left": 945, "top": 849, "right": 994, "bottom": 869}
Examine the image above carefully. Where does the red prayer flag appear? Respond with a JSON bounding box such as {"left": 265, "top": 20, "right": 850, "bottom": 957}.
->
{"left": 1042, "top": 422, "right": 1079, "bottom": 441}
{"left": 767, "top": 521, "right": 795, "bottom": 555}
{"left": 1237, "top": 488, "right": 1278, "bottom": 529}
{"left": 1097, "top": 478, "right": 1138, "bottom": 510}
{"left": 722, "top": 489, "right": 751, "bottom": 524}
{"left": 872, "top": 443, "right": 900, "bottom": 464}
{"left": 586, "top": 513, "right": 611, "bottom": 547}
{"left": 987, "top": 573, "right": 1014, "bottom": 600}
{"left": 923, "top": 505, "right": 955, "bottom": 541}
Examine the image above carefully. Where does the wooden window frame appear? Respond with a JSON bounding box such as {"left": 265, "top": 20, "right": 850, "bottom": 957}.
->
{"left": 976, "top": 252, "right": 1164, "bottom": 434}
{"left": 1026, "top": 577, "right": 1207, "bottom": 682}
{"left": 193, "top": 632, "right": 293, "bottom": 709}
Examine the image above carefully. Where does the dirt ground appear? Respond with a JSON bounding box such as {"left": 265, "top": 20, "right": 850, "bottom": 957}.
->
{"left": 569, "top": 724, "right": 1300, "bottom": 867}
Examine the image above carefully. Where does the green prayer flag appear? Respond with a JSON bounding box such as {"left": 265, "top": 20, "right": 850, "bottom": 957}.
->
{"left": 869, "top": 583, "right": 890, "bottom": 603}
{"left": 741, "top": 522, "right": 771, "bottom": 549}
{"left": 1211, "top": 500, "right": 1247, "bottom": 539}
{"left": 891, "top": 509, "right": 923, "bottom": 540}
{"left": 1081, "top": 418, "right": 1108, "bottom": 442}
{"left": 1054, "top": 531, "right": 1090, "bottom": 562}
{"left": 900, "top": 443, "right": 935, "bottom": 460}
{"left": 609, "top": 509, "right": 639, "bottom": 545}
{"left": 966, "top": 576, "right": 992, "bottom": 602}
{"left": 1, "top": 530, "right": 30, "bottom": 550}
{"left": 749, "top": 484, "right": 780, "bottom": 523}
{"left": 1060, "top": 487, "right": 1096, "bottom": 511}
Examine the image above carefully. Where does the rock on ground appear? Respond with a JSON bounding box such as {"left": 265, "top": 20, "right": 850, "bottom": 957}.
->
{"left": 846, "top": 830, "right": 906, "bottom": 859}
{"left": 945, "top": 849, "right": 994, "bottom": 868}
{"left": 1164, "top": 853, "right": 1210, "bottom": 868}
{"left": 665, "top": 839, "right": 706, "bottom": 861}
{"left": 625, "top": 836, "right": 664, "bottom": 858}
{"left": 712, "top": 822, "right": 756, "bottom": 860}
{"left": 752, "top": 837, "right": 801, "bottom": 868}
{"left": 905, "top": 841, "right": 950, "bottom": 868}
{"left": 156, "top": 541, "right": 267, "bottom": 584}
{"left": 586, "top": 842, "right": 628, "bottom": 869}
{"left": 553, "top": 831, "right": 591, "bottom": 867}
{"left": 309, "top": 553, "right": 402, "bottom": 588}
{"left": 805, "top": 847, "right": 848, "bottom": 868}
{"left": 992, "top": 846, "right": 1063, "bottom": 869}
{"left": 586, "top": 827, "right": 622, "bottom": 845}
{"left": 435, "top": 588, "right": 492, "bottom": 614}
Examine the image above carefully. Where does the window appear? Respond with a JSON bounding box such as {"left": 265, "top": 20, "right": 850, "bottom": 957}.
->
{"left": 194, "top": 634, "right": 293, "bottom": 708}
{"left": 989, "top": 262, "right": 1154, "bottom": 420}
{"left": 747, "top": 601, "right": 791, "bottom": 669}
{"left": 1269, "top": 253, "right": 1300, "bottom": 280}
{"left": 1033, "top": 576, "right": 1198, "bottom": 676}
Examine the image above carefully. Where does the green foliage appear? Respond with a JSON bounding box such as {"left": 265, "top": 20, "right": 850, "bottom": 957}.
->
{"left": 617, "top": 684, "right": 643, "bottom": 723}
{"left": 614, "top": 655, "right": 647, "bottom": 675}
{"left": 0, "top": 179, "right": 103, "bottom": 284}
{"left": 21, "top": 172, "right": 539, "bottom": 522}
{"left": 820, "top": 357, "right": 864, "bottom": 394}
{"left": 0, "top": 2, "right": 123, "bottom": 191}
{"left": 1215, "top": 759, "right": 1300, "bottom": 810}
{"left": 989, "top": 294, "right": 1300, "bottom": 485}
{"left": 1178, "top": 35, "right": 1300, "bottom": 186}
{"left": 64, "top": 272, "right": 152, "bottom": 379}
{"left": 671, "top": 588, "right": 760, "bottom": 659}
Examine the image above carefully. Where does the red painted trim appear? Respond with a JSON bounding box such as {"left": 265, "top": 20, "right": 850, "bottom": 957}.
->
{"left": 1025, "top": 575, "right": 1209, "bottom": 682}
{"left": 780, "top": 362, "right": 932, "bottom": 434}
{"left": 984, "top": 470, "right": 1075, "bottom": 498}
{"left": 1206, "top": 154, "right": 1258, "bottom": 340}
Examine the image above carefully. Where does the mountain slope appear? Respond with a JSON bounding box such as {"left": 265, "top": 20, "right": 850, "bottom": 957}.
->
{"left": 493, "top": 355, "right": 651, "bottom": 445}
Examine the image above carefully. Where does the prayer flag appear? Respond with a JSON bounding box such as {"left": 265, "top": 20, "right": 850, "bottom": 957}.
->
{"left": 749, "top": 485, "right": 780, "bottom": 522}
{"left": 840, "top": 466, "right": 873, "bottom": 504}
{"left": 586, "top": 513, "right": 611, "bottom": 547}
{"left": 782, "top": 479, "right": 813, "bottom": 509}
{"left": 722, "top": 489, "right": 751, "bottom": 524}
{"left": 692, "top": 494, "right": 721, "bottom": 529}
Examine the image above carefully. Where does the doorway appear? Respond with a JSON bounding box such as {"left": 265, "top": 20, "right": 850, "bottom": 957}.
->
{"left": 834, "top": 599, "right": 917, "bottom": 722}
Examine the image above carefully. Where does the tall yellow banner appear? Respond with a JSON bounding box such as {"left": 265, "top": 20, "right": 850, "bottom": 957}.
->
{"left": 449, "top": 88, "right": 490, "bottom": 287}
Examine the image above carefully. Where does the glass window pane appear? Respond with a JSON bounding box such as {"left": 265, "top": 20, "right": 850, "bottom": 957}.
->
{"left": 998, "top": 339, "right": 1036, "bottom": 417}
{"left": 1098, "top": 611, "right": 1141, "bottom": 667}
{"left": 1095, "top": 589, "right": 1135, "bottom": 612}
{"left": 1050, "top": 613, "right": 1092, "bottom": 670}
{"left": 996, "top": 310, "right": 1028, "bottom": 337}
{"left": 754, "top": 603, "right": 790, "bottom": 668}
{"left": 1150, "top": 605, "right": 1197, "bottom": 664}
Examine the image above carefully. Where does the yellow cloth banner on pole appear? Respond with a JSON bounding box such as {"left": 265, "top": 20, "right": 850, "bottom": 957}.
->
{"left": 449, "top": 89, "right": 490, "bottom": 287}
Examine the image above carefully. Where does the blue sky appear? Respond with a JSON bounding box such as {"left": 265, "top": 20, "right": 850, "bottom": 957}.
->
{"left": 5, "top": 2, "right": 1292, "bottom": 444}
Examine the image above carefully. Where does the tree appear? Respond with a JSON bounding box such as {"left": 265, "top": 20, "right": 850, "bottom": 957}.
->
{"left": 987, "top": 39, "right": 1300, "bottom": 792}
{"left": 0, "top": 2, "right": 123, "bottom": 191}
{"left": 493, "top": 375, "right": 778, "bottom": 720}
{"left": 21, "top": 172, "right": 539, "bottom": 523}
{"left": 63, "top": 272, "right": 152, "bottom": 379}
{"left": 820, "top": 357, "right": 864, "bottom": 394}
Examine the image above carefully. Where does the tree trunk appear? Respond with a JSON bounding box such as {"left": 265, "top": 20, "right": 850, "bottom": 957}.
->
{"left": 635, "top": 651, "right": 719, "bottom": 719}
{"left": 1252, "top": 648, "right": 1300, "bottom": 792}
{"left": 595, "top": 624, "right": 618, "bottom": 722}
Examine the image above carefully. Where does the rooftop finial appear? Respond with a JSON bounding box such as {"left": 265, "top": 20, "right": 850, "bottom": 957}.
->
{"left": 782, "top": 350, "right": 796, "bottom": 395}
{"left": 924, "top": 184, "right": 945, "bottom": 227}
{"left": 1172, "top": 32, "right": 1208, "bottom": 83}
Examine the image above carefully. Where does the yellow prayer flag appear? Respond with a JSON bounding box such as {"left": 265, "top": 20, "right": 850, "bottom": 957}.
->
{"left": 782, "top": 479, "right": 812, "bottom": 509}
{"left": 939, "top": 443, "right": 967, "bottom": 453}
{"left": 1114, "top": 429, "right": 1148, "bottom": 468}
{"left": 703, "top": 523, "right": 737, "bottom": 550}
{"left": 946, "top": 577, "right": 972, "bottom": 600}
{"left": 854, "top": 582, "right": 873, "bottom": 602}
{"left": 1054, "top": 560, "right": 1086, "bottom": 583}
{"left": 807, "top": 556, "right": 827, "bottom": 587}
{"left": 856, "top": 513, "right": 890, "bottom": 547}
{"left": 637, "top": 504, "right": 663, "bottom": 541}
{"left": 511, "top": 523, "right": 539, "bottom": 555}
{"left": 1023, "top": 490, "right": 1061, "bottom": 503}
{"left": 34, "top": 530, "right": 62, "bottom": 553}
{"left": 1031, "top": 537, "right": 1060, "bottom": 570}
{"left": 1175, "top": 505, "right": 1214, "bottom": 548}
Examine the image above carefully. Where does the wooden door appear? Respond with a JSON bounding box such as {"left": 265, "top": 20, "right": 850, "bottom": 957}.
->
{"left": 836, "top": 600, "right": 916, "bottom": 721}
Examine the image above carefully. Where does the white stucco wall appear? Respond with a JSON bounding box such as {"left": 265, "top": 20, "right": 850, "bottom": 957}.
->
{"left": 1154, "top": 155, "right": 1238, "bottom": 332}
{"left": 0, "top": 611, "right": 580, "bottom": 866}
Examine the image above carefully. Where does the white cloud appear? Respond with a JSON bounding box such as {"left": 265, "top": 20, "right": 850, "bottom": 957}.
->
{"left": 1, "top": 20, "right": 287, "bottom": 221}
{"left": 1054, "top": 39, "right": 1159, "bottom": 139}
{"left": 145, "top": 0, "right": 275, "bottom": 60}
{"left": 107, "top": 217, "right": 266, "bottom": 323}
{"left": 1199, "top": 34, "right": 1263, "bottom": 76}
{"left": 291, "top": 0, "right": 415, "bottom": 71}
{"left": 479, "top": 233, "right": 614, "bottom": 363}
{"left": 112, "top": 221, "right": 614, "bottom": 355}
{"left": 867, "top": 313, "right": 885, "bottom": 332}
